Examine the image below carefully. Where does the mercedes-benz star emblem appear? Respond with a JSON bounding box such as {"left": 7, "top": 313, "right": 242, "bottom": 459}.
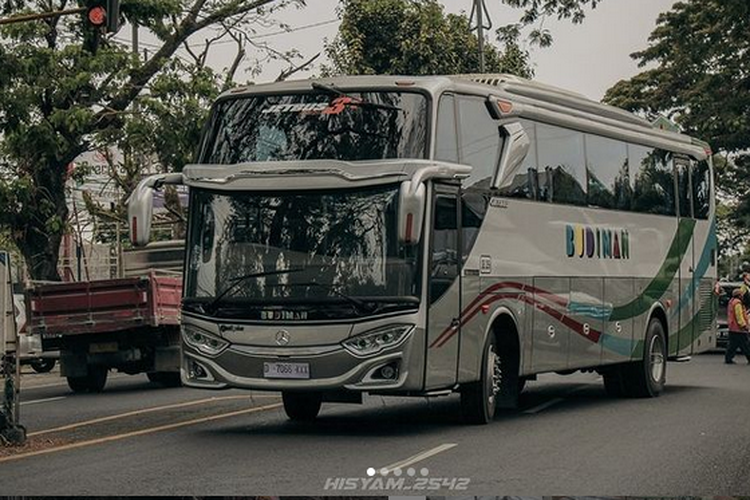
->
{"left": 275, "top": 330, "right": 290, "bottom": 346}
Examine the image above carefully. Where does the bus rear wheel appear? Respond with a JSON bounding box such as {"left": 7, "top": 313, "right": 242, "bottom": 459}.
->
{"left": 603, "top": 318, "right": 666, "bottom": 398}
{"left": 282, "top": 391, "right": 322, "bottom": 421}
{"left": 622, "top": 318, "right": 667, "bottom": 397}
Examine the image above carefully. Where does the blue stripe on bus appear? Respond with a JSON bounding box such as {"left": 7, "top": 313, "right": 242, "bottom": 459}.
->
{"left": 672, "top": 219, "right": 717, "bottom": 318}
{"left": 600, "top": 332, "right": 636, "bottom": 357}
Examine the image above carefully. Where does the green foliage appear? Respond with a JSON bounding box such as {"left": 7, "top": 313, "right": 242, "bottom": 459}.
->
{"left": 324, "top": 0, "right": 533, "bottom": 78}
{"left": 603, "top": 0, "right": 750, "bottom": 257}
{"left": 0, "top": 0, "right": 293, "bottom": 279}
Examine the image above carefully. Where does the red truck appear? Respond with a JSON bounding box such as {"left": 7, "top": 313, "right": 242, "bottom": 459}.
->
{"left": 25, "top": 272, "right": 182, "bottom": 392}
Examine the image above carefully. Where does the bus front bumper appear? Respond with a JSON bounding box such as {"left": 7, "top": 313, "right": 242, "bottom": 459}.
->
{"left": 181, "top": 338, "right": 421, "bottom": 392}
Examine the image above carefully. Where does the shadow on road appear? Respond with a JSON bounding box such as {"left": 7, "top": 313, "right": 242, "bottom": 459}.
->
{"left": 197, "top": 378, "right": 708, "bottom": 439}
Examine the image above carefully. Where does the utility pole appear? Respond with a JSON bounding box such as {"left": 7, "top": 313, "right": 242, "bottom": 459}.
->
{"left": 470, "top": 0, "right": 492, "bottom": 74}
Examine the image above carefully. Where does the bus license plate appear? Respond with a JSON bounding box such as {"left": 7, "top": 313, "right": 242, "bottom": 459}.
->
{"left": 263, "top": 362, "right": 310, "bottom": 379}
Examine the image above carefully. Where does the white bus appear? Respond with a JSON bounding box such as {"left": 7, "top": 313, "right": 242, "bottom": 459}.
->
{"left": 129, "top": 74, "right": 717, "bottom": 424}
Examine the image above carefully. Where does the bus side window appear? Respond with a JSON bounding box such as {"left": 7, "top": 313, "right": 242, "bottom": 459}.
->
{"left": 586, "top": 134, "right": 630, "bottom": 210}
{"left": 536, "top": 124, "right": 587, "bottom": 206}
{"left": 435, "top": 94, "right": 458, "bottom": 163}
{"left": 430, "top": 195, "right": 459, "bottom": 304}
{"left": 629, "top": 145, "right": 676, "bottom": 216}
{"left": 692, "top": 159, "right": 711, "bottom": 220}
{"left": 456, "top": 95, "right": 501, "bottom": 190}
{"left": 675, "top": 159, "right": 693, "bottom": 218}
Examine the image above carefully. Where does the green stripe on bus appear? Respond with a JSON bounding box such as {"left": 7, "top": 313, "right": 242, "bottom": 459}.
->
{"left": 630, "top": 295, "right": 717, "bottom": 357}
{"left": 609, "top": 218, "right": 696, "bottom": 322}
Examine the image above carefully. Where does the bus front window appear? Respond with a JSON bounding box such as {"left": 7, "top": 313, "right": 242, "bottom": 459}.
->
{"left": 184, "top": 185, "right": 422, "bottom": 320}
{"left": 200, "top": 91, "right": 429, "bottom": 164}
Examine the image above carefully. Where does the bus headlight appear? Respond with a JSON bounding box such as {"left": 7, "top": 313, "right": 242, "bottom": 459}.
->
{"left": 342, "top": 324, "right": 414, "bottom": 357}
{"left": 182, "top": 325, "right": 229, "bottom": 356}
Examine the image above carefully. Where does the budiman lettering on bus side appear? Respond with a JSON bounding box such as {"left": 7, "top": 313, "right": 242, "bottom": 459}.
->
{"left": 566, "top": 224, "right": 630, "bottom": 260}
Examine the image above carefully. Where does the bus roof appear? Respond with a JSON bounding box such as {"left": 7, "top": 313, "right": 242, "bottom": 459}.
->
{"left": 220, "top": 74, "right": 708, "bottom": 160}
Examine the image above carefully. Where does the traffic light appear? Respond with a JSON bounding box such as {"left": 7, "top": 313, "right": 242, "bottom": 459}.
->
{"left": 85, "top": 0, "right": 120, "bottom": 33}
{"left": 82, "top": 0, "right": 120, "bottom": 53}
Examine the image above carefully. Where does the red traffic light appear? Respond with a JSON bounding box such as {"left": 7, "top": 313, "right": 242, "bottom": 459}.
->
{"left": 87, "top": 5, "right": 106, "bottom": 27}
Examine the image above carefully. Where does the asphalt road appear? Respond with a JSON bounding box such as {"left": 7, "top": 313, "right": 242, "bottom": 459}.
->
{"left": 1, "top": 353, "right": 749, "bottom": 495}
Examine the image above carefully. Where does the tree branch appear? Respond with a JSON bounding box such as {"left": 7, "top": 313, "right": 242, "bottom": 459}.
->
{"left": 276, "top": 52, "right": 320, "bottom": 81}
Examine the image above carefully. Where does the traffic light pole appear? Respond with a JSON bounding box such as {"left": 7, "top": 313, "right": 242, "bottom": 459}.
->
{"left": 0, "top": 6, "right": 85, "bottom": 26}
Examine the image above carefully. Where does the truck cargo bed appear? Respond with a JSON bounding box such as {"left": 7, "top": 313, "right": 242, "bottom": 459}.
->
{"left": 26, "top": 272, "right": 181, "bottom": 338}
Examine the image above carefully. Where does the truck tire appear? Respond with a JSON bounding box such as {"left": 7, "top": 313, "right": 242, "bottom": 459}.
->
{"left": 460, "top": 333, "right": 499, "bottom": 425}
{"left": 622, "top": 318, "right": 667, "bottom": 398}
{"left": 147, "top": 371, "right": 182, "bottom": 387}
{"left": 30, "top": 358, "right": 56, "bottom": 373}
{"left": 67, "top": 366, "right": 108, "bottom": 393}
{"left": 282, "top": 392, "right": 322, "bottom": 421}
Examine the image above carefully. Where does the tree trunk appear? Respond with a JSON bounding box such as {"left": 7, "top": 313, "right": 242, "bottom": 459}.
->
{"left": 13, "top": 160, "right": 70, "bottom": 282}
{"left": 18, "top": 216, "right": 66, "bottom": 281}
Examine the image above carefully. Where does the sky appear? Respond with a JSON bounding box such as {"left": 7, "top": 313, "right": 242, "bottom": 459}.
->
{"left": 117, "top": 0, "right": 679, "bottom": 102}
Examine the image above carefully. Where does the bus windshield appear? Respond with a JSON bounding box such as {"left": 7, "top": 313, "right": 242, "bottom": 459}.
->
{"left": 184, "top": 184, "right": 422, "bottom": 320}
{"left": 200, "top": 91, "right": 429, "bottom": 164}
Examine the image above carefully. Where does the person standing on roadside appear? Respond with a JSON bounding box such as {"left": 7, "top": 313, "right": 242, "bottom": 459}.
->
{"left": 726, "top": 287, "right": 750, "bottom": 364}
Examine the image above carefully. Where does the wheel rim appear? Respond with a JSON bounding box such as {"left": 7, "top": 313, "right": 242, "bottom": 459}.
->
{"left": 649, "top": 333, "right": 665, "bottom": 382}
{"left": 485, "top": 344, "right": 500, "bottom": 409}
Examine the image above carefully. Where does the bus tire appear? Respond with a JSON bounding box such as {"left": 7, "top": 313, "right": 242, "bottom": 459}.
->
{"left": 623, "top": 318, "right": 667, "bottom": 398}
{"left": 460, "top": 333, "right": 499, "bottom": 424}
{"left": 602, "top": 368, "right": 624, "bottom": 397}
{"left": 147, "top": 371, "right": 182, "bottom": 387}
{"left": 67, "top": 366, "right": 108, "bottom": 393}
{"left": 282, "top": 392, "right": 322, "bottom": 421}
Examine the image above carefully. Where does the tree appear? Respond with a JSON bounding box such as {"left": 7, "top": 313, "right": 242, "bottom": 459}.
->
{"left": 324, "top": 0, "right": 534, "bottom": 78}
{"left": 602, "top": 0, "right": 750, "bottom": 253}
{"left": 324, "top": 0, "right": 605, "bottom": 78}
{"left": 0, "top": 0, "right": 302, "bottom": 280}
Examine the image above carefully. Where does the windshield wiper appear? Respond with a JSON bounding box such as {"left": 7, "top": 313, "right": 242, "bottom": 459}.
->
{"left": 311, "top": 82, "right": 403, "bottom": 112}
{"left": 205, "top": 268, "right": 304, "bottom": 313}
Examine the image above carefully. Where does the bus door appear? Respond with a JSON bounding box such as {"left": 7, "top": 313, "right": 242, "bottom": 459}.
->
{"left": 424, "top": 184, "right": 462, "bottom": 390}
{"left": 676, "top": 158, "right": 695, "bottom": 356}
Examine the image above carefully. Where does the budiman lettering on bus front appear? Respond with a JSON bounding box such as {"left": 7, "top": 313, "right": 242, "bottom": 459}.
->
{"left": 565, "top": 224, "right": 630, "bottom": 260}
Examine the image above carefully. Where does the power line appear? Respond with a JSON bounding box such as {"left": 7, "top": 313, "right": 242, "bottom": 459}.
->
{"left": 113, "top": 18, "right": 339, "bottom": 51}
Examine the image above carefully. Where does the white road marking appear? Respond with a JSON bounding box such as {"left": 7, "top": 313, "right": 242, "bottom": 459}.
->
{"left": 28, "top": 394, "right": 278, "bottom": 437}
{"left": 523, "top": 397, "right": 565, "bottom": 414}
{"left": 0, "top": 403, "right": 282, "bottom": 464}
{"left": 378, "top": 443, "right": 457, "bottom": 474}
{"left": 20, "top": 396, "right": 67, "bottom": 406}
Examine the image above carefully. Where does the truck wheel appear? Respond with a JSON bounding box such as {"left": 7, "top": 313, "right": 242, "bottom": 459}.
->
{"left": 67, "top": 366, "right": 108, "bottom": 393}
{"left": 30, "top": 358, "right": 56, "bottom": 373}
{"left": 147, "top": 372, "right": 182, "bottom": 387}
{"left": 622, "top": 318, "right": 667, "bottom": 398}
{"left": 460, "top": 333, "right": 499, "bottom": 425}
{"left": 282, "top": 392, "right": 322, "bottom": 421}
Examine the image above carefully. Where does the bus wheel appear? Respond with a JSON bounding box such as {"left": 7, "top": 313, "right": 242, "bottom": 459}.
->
{"left": 460, "top": 334, "right": 498, "bottom": 424}
{"left": 282, "top": 392, "right": 322, "bottom": 421}
{"left": 147, "top": 371, "right": 182, "bottom": 387}
{"left": 623, "top": 318, "right": 667, "bottom": 398}
{"left": 602, "top": 368, "right": 624, "bottom": 397}
{"left": 67, "top": 366, "right": 108, "bottom": 393}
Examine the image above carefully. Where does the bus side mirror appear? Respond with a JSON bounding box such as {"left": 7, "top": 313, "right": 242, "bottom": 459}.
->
{"left": 127, "top": 173, "right": 184, "bottom": 247}
{"left": 398, "top": 180, "right": 426, "bottom": 246}
{"left": 495, "top": 122, "right": 530, "bottom": 189}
